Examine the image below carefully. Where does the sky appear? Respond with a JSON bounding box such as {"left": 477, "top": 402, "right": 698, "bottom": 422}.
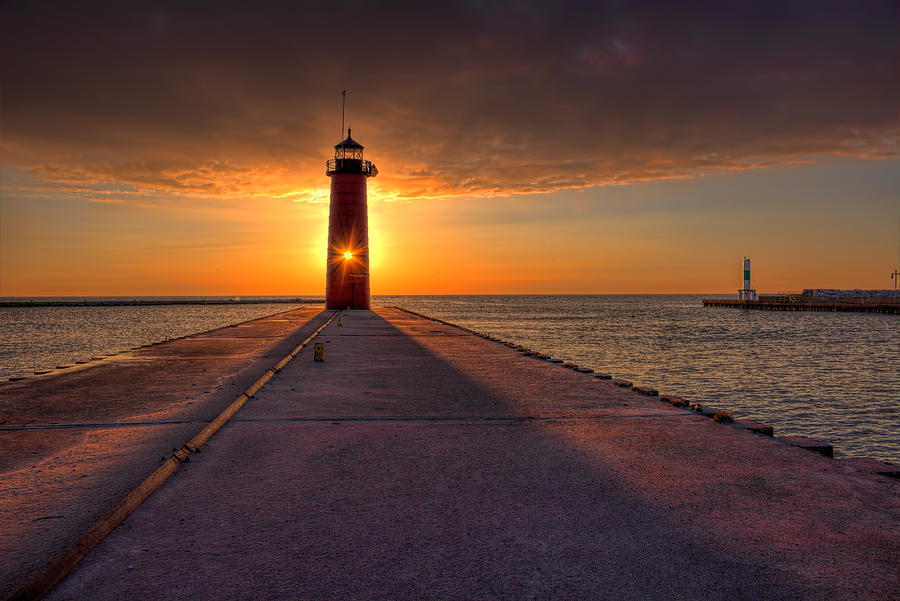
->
{"left": 1, "top": 0, "right": 898, "bottom": 295}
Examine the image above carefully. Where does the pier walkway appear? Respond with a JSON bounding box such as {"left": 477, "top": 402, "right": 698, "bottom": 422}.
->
{"left": 0, "top": 308, "right": 332, "bottom": 599}
{"left": 7, "top": 309, "right": 900, "bottom": 600}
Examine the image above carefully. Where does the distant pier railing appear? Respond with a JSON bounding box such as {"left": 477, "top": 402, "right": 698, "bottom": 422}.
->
{"left": 702, "top": 299, "right": 900, "bottom": 314}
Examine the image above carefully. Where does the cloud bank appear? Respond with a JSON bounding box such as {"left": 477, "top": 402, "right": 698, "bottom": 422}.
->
{"left": 2, "top": 0, "right": 897, "bottom": 202}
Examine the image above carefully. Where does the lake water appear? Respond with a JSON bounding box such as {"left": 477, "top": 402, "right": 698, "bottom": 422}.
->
{"left": 379, "top": 295, "right": 899, "bottom": 464}
{"left": 0, "top": 297, "right": 312, "bottom": 380}
{"left": 2, "top": 295, "right": 897, "bottom": 463}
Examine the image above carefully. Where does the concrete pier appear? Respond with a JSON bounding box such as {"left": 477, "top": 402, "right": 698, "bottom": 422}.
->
{"left": 0, "top": 308, "right": 331, "bottom": 599}
{"left": 4, "top": 308, "right": 899, "bottom": 600}
{"left": 702, "top": 298, "right": 900, "bottom": 314}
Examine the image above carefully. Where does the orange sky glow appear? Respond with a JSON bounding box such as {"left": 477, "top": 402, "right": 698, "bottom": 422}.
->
{"left": 1, "top": 1, "right": 898, "bottom": 296}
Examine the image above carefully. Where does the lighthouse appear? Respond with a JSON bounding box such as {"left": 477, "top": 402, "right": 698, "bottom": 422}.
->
{"left": 737, "top": 257, "right": 757, "bottom": 301}
{"left": 324, "top": 128, "right": 377, "bottom": 309}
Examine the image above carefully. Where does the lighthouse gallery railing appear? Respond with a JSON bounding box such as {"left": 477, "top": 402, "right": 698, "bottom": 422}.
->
{"left": 325, "top": 159, "right": 378, "bottom": 177}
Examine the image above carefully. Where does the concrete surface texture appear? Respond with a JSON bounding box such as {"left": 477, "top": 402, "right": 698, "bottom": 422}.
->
{"left": 18, "top": 309, "right": 900, "bottom": 600}
{"left": 0, "top": 308, "right": 330, "bottom": 599}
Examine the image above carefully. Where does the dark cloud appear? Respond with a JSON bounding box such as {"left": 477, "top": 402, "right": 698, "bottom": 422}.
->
{"left": 1, "top": 0, "right": 897, "bottom": 200}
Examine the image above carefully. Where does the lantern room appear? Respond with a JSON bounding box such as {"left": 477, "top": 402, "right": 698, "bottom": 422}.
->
{"left": 325, "top": 128, "right": 378, "bottom": 177}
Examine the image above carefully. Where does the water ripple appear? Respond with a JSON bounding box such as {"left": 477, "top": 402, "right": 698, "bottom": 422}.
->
{"left": 380, "top": 294, "right": 900, "bottom": 464}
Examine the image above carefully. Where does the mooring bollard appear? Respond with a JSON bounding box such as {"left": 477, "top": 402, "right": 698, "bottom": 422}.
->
{"left": 314, "top": 343, "right": 325, "bottom": 362}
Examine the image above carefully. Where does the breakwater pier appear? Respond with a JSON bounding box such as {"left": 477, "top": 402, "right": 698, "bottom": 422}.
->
{"left": 2, "top": 308, "right": 898, "bottom": 600}
{"left": 704, "top": 289, "right": 900, "bottom": 314}
{"left": 702, "top": 298, "right": 900, "bottom": 313}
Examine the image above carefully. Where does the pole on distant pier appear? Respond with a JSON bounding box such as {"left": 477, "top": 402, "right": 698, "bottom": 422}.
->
{"left": 738, "top": 257, "right": 757, "bottom": 301}
{"left": 324, "top": 92, "right": 378, "bottom": 309}
{"left": 743, "top": 258, "right": 751, "bottom": 291}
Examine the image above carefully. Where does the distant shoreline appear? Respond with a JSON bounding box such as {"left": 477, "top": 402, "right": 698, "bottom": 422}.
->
{"left": 0, "top": 298, "right": 322, "bottom": 308}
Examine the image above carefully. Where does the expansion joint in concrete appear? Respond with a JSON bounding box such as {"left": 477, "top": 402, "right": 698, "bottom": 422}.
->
{"left": 0, "top": 421, "right": 204, "bottom": 431}
{"left": 230, "top": 414, "right": 695, "bottom": 423}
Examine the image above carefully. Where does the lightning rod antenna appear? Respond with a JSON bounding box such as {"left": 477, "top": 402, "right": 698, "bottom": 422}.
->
{"left": 341, "top": 90, "right": 347, "bottom": 141}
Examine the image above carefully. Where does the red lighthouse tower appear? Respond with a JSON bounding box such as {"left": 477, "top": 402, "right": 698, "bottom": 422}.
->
{"left": 325, "top": 128, "right": 377, "bottom": 309}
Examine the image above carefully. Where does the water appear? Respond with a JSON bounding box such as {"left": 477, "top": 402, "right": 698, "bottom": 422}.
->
{"left": 0, "top": 297, "right": 317, "bottom": 380}
{"left": 1, "top": 295, "right": 897, "bottom": 463}
{"left": 377, "top": 295, "right": 900, "bottom": 464}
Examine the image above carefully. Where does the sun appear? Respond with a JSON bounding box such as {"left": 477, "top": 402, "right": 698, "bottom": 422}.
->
{"left": 343, "top": 251, "right": 353, "bottom": 259}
